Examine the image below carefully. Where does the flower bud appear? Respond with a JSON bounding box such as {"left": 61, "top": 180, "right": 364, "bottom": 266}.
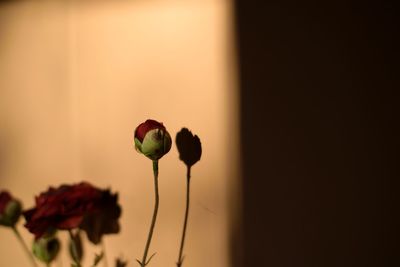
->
{"left": 134, "top": 119, "right": 172, "bottom": 160}
{"left": 32, "top": 235, "right": 60, "bottom": 264}
{"left": 0, "top": 191, "right": 22, "bottom": 227}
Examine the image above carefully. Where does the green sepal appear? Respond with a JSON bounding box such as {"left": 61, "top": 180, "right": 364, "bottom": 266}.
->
{"left": 32, "top": 236, "right": 60, "bottom": 264}
{"left": 69, "top": 231, "right": 83, "bottom": 263}
{"left": 0, "top": 200, "right": 22, "bottom": 227}
{"left": 140, "top": 129, "right": 172, "bottom": 160}
{"left": 134, "top": 137, "right": 143, "bottom": 153}
{"left": 92, "top": 252, "right": 104, "bottom": 267}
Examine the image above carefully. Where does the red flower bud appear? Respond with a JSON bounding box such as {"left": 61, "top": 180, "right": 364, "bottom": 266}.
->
{"left": 134, "top": 119, "right": 172, "bottom": 160}
{"left": 0, "top": 191, "right": 12, "bottom": 214}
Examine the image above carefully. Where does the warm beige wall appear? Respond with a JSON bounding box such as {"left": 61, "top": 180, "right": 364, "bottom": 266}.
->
{"left": 0, "top": 0, "right": 239, "bottom": 267}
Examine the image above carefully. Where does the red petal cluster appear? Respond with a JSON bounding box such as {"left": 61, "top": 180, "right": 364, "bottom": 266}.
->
{"left": 134, "top": 119, "right": 166, "bottom": 142}
{"left": 23, "top": 182, "right": 120, "bottom": 241}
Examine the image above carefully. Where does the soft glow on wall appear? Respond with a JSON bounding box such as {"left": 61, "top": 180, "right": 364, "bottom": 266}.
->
{"left": 0, "top": 0, "right": 239, "bottom": 267}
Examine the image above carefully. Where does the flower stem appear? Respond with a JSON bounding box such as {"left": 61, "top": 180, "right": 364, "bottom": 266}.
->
{"left": 140, "top": 160, "right": 159, "bottom": 267}
{"left": 12, "top": 226, "right": 39, "bottom": 267}
{"left": 176, "top": 167, "right": 191, "bottom": 267}
{"left": 68, "top": 230, "right": 81, "bottom": 267}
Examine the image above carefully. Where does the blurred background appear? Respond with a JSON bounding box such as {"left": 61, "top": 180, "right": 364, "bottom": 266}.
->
{"left": 1, "top": 0, "right": 398, "bottom": 267}
{"left": 0, "top": 0, "right": 239, "bottom": 267}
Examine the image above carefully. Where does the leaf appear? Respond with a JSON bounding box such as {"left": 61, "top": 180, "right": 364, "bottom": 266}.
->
{"left": 92, "top": 252, "right": 104, "bottom": 267}
{"left": 145, "top": 253, "right": 157, "bottom": 265}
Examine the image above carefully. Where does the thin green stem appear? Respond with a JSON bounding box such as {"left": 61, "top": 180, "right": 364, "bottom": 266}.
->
{"left": 140, "top": 160, "right": 159, "bottom": 267}
{"left": 12, "top": 226, "right": 39, "bottom": 267}
{"left": 176, "top": 167, "right": 191, "bottom": 267}
{"left": 68, "top": 230, "right": 81, "bottom": 267}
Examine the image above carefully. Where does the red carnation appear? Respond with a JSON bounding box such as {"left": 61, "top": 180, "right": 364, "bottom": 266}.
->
{"left": 23, "top": 182, "right": 121, "bottom": 243}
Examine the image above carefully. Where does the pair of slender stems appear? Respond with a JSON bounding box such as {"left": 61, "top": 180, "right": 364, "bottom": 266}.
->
{"left": 12, "top": 226, "right": 39, "bottom": 267}
{"left": 139, "top": 161, "right": 192, "bottom": 267}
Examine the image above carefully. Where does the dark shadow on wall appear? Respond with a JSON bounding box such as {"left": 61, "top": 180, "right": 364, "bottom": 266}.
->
{"left": 233, "top": 0, "right": 398, "bottom": 267}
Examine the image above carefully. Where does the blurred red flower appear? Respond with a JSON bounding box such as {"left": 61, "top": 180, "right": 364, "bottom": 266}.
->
{"left": 24, "top": 182, "right": 121, "bottom": 243}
